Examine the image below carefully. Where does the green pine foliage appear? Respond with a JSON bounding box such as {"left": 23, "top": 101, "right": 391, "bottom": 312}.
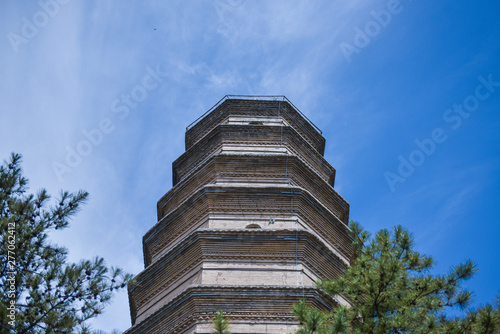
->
{"left": 0, "top": 153, "right": 132, "bottom": 334}
{"left": 293, "top": 221, "right": 500, "bottom": 334}
{"left": 212, "top": 310, "right": 231, "bottom": 334}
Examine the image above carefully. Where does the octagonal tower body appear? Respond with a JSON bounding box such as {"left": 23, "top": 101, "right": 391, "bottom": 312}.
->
{"left": 125, "top": 96, "right": 353, "bottom": 334}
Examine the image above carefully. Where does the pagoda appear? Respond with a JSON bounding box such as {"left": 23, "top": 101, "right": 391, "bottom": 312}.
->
{"left": 124, "top": 96, "right": 353, "bottom": 333}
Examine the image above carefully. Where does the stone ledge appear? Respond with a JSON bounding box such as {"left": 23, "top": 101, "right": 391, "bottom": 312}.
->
{"left": 130, "top": 228, "right": 349, "bottom": 323}
{"left": 143, "top": 185, "right": 353, "bottom": 266}
{"left": 158, "top": 153, "right": 346, "bottom": 223}
{"left": 173, "top": 124, "right": 334, "bottom": 186}
{"left": 125, "top": 285, "right": 336, "bottom": 334}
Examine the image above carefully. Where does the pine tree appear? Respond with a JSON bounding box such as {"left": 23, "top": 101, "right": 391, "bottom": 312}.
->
{"left": 212, "top": 310, "right": 231, "bottom": 334}
{"left": 293, "top": 221, "right": 500, "bottom": 333}
{"left": 0, "top": 153, "right": 132, "bottom": 333}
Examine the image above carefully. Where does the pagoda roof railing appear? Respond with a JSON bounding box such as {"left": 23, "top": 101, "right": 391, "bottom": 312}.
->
{"left": 186, "top": 95, "right": 322, "bottom": 135}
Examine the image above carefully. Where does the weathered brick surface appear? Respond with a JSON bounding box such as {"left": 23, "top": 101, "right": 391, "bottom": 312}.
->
{"left": 158, "top": 154, "right": 347, "bottom": 223}
{"left": 144, "top": 186, "right": 352, "bottom": 266}
{"left": 130, "top": 229, "right": 348, "bottom": 323}
{"left": 173, "top": 124, "right": 335, "bottom": 186}
{"left": 185, "top": 99, "right": 326, "bottom": 154}
{"left": 127, "top": 286, "right": 334, "bottom": 334}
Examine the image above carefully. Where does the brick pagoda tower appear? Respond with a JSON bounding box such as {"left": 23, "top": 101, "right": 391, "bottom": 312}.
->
{"left": 124, "top": 96, "right": 353, "bottom": 333}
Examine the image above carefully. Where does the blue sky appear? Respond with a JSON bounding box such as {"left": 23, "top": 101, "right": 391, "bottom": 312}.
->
{"left": 1, "top": 0, "right": 499, "bottom": 332}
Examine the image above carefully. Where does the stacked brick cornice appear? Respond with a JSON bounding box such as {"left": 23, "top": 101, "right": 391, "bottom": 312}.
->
{"left": 125, "top": 97, "right": 354, "bottom": 334}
